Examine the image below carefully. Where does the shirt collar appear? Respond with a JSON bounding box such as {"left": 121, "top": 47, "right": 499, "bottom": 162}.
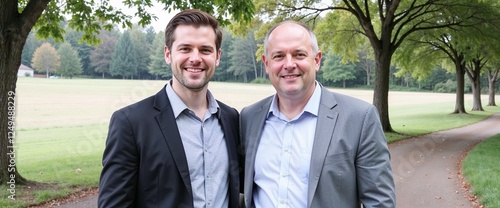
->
{"left": 165, "top": 80, "right": 220, "bottom": 119}
{"left": 268, "top": 81, "right": 321, "bottom": 120}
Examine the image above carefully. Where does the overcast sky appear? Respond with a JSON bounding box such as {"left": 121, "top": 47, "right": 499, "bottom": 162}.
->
{"left": 111, "top": 0, "right": 177, "bottom": 32}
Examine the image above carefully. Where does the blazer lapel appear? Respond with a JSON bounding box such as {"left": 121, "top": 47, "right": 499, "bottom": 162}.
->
{"left": 218, "top": 106, "right": 238, "bottom": 173}
{"left": 247, "top": 102, "right": 269, "bottom": 164}
{"left": 244, "top": 97, "right": 272, "bottom": 207}
{"left": 307, "top": 87, "right": 338, "bottom": 207}
{"left": 153, "top": 87, "right": 192, "bottom": 197}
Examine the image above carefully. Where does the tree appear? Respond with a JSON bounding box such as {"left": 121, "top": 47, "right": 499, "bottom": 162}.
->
{"left": 31, "top": 42, "right": 61, "bottom": 78}
{"left": 483, "top": 18, "right": 500, "bottom": 106}
{"left": 1, "top": 0, "right": 253, "bottom": 186}
{"left": 254, "top": 0, "right": 496, "bottom": 132}
{"left": 357, "top": 43, "right": 375, "bottom": 86}
{"left": 109, "top": 31, "right": 138, "bottom": 79}
{"left": 130, "top": 26, "right": 152, "bottom": 79}
{"left": 417, "top": 67, "right": 453, "bottom": 91}
{"left": 214, "top": 29, "right": 235, "bottom": 81}
{"left": 90, "top": 30, "right": 118, "bottom": 78}
{"left": 57, "top": 42, "right": 83, "bottom": 78}
{"left": 144, "top": 26, "right": 156, "bottom": 44}
{"left": 486, "top": 68, "right": 500, "bottom": 106}
{"left": 21, "top": 32, "right": 42, "bottom": 67}
{"left": 322, "top": 52, "right": 356, "bottom": 88}
{"left": 148, "top": 32, "right": 172, "bottom": 79}
{"left": 465, "top": 57, "right": 486, "bottom": 111}
{"left": 63, "top": 28, "right": 95, "bottom": 77}
{"left": 395, "top": 30, "right": 468, "bottom": 114}
{"left": 228, "top": 29, "right": 260, "bottom": 82}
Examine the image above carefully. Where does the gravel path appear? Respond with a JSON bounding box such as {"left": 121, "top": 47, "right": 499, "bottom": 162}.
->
{"left": 50, "top": 114, "right": 500, "bottom": 208}
{"left": 391, "top": 113, "right": 500, "bottom": 207}
{"left": 54, "top": 193, "right": 98, "bottom": 208}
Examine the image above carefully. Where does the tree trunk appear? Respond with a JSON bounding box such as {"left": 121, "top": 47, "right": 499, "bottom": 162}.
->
{"left": 1, "top": 0, "right": 50, "bottom": 186}
{"left": 471, "top": 80, "right": 484, "bottom": 111}
{"left": 453, "top": 60, "right": 467, "bottom": 114}
{"left": 487, "top": 68, "right": 498, "bottom": 106}
{"left": 372, "top": 50, "right": 393, "bottom": 132}
{"left": 0, "top": 26, "right": 29, "bottom": 186}
{"left": 466, "top": 59, "right": 484, "bottom": 111}
{"left": 365, "top": 66, "right": 371, "bottom": 86}
{"left": 252, "top": 51, "right": 258, "bottom": 80}
{"left": 488, "top": 79, "right": 496, "bottom": 106}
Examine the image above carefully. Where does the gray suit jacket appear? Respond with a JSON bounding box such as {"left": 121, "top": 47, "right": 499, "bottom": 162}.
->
{"left": 240, "top": 86, "right": 395, "bottom": 208}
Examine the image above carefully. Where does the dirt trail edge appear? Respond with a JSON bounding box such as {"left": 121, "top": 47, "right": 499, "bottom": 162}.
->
{"left": 390, "top": 113, "right": 500, "bottom": 208}
{"left": 47, "top": 114, "right": 500, "bottom": 208}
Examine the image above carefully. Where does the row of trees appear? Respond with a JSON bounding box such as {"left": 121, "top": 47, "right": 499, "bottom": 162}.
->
{"left": 30, "top": 42, "right": 82, "bottom": 78}
{"left": 23, "top": 24, "right": 498, "bottom": 94}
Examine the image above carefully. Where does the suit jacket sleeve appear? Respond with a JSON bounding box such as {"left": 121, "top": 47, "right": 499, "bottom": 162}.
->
{"left": 357, "top": 105, "right": 396, "bottom": 207}
{"left": 98, "top": 110, "right": 139, "bottom": 208}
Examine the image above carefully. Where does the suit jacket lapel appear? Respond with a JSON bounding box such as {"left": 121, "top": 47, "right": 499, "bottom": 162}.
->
{"left": 153, "top": 87, "right": 192, "bottom": 197}
{"left": 217, "top": 103, "right": 239, "bottom": 184}
{"left": 249, "top": 97, "right": 272, "bottom": 168}
{"left": 308, "top": 87, "right": 338, "bottom": 207}
{"left": 245, "top": 97, "right": 272, "bottom": 207}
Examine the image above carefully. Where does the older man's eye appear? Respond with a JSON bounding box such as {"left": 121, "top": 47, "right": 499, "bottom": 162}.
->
{"left": 296, "top": 53, "right": 307, "bottom": 58}
{"left": 273, "top": 54, "right": 284, "bottom": 59}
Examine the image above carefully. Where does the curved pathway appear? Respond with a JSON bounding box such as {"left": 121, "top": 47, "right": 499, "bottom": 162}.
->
{"left": 391, "top": 113, "right": 500, "bottom": 208}
{"left": 47, "top": 114, "right": 500, "bottom": 208}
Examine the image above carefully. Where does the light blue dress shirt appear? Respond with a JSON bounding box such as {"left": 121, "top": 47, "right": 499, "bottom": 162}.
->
{"left": 166, "top": 81, "right": 229, "bottom": 207}
{"left": 253, "top": 83, "right": 321, "bottom": 208}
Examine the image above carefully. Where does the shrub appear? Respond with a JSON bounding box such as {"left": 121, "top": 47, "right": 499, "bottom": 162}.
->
{"left": 251, "top": 78, "right": 270, "bottom": 84}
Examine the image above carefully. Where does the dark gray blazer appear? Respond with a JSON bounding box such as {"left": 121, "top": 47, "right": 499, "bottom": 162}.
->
{"left": 98, "top": 85, "right": 242, "bottom": 208}
{"left": 240, "top": 85, "right": 395, "bottom": 208}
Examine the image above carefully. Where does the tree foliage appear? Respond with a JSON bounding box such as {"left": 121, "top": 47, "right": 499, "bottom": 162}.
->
{"left": 90, "top": 30, "right": 118, "bottom": 78}
{"left": 130, "top": 26, "right": 153, "bottom": 79}
{"left": 31, "top": 42, "right": 61, "bottom": 78}
{"left": 63, "top": 28, "right": 95, "bottom": 76}
{"left": 57, "top": 42, "right": 83, "bottom": 78}
{"left": 322, "top": 52, "right": 356, "bottom": 88}
{"left": 148, "top": 32, "right": 172, "bottom": 79}
{"left": 214, "top": 29, "right": 235, "bottom": 81}
{"left": 110, "top": 31, "right": 138, "bottom": 79}
{"left": 394, "top": 1, "right": 500, "bottom": 113}
{"left": 228, "top": 29, "right": 260, "bottom": 82}
{"left": 21, "top": 32, "right": 42, "bottom": 68}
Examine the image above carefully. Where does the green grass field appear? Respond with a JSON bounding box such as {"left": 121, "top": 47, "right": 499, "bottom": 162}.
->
{"left": 2, "top": 77, "right": 499, "bottom": 207}
{"left": 462, "top": 134, "right": 500, "bottom": 208}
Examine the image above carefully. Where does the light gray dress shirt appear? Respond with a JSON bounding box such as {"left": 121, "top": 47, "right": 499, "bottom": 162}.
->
{"left": 166, "top": 82, "right": 229, "bottom": 207}
{"left": 253, "top": 83, "right": 321, "bottom": 208}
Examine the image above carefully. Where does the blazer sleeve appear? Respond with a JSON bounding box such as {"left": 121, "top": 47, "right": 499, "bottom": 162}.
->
{"left": 98, "top": 110, "right": 139, "bottom": 208}
{"left": 356, "top": 105, "right": 396, "bottom": 208}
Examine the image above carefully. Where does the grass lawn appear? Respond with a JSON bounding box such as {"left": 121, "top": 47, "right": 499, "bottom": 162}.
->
{"left": 462, "top": 134, "right": 500, "bottom": 208}
{"left": 2, "top": 77, "right": 499, "bottom": 207}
